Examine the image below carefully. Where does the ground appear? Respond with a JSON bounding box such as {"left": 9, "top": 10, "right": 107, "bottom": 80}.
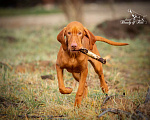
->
{"left": 0, "top": 2, "right": 150, "bottom": 119}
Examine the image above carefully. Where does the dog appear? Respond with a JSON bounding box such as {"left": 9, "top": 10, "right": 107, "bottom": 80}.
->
{"left": 56, "top": 21, "right": 128, "bottom": 107}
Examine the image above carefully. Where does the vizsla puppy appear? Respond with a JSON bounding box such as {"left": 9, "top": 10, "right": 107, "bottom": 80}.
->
{"left": 56, "top": 21, "right": 128, "bottom": 107}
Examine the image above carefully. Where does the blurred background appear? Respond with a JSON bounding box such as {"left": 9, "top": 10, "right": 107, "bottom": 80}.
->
{"left": 0, "top": 0, "right": 150, "bottom": 119}
{"left": 0, "top": 0, "right": 150, "bottom": 40}
{"left": 0, "top": 0, "right": 150, "bottom": 28}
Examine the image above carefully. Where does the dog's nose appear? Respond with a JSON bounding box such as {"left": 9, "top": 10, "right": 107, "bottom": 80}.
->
{"left": 71, "top": 43, "right": 77, "bottom": 49}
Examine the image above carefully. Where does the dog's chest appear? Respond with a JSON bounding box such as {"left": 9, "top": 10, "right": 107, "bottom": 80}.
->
{"left": 64, "top": 57, "right": 81, "bottom": 68}
{"left": 61, "top": 56, "right": 87, "bottom": 73}
{"left": 69, "top": 57, "right": 76, "bottom": 63}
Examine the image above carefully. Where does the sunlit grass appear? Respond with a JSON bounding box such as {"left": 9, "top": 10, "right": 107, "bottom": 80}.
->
{"left": 0, "top": 26, "right": 149, "bottom": 119}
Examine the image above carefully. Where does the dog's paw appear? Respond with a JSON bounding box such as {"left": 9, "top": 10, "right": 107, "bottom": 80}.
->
{"left": 59, "top": 87, "right": 73, "bottom": 94}
{"left": 101, "top": 84, "right": 108, "bottom": 94}
{"left": 65, "top": 87, "right": 73, "bottom": 94}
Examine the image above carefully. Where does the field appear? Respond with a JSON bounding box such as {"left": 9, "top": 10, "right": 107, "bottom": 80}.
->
{"left": 0, "top": 2, "right": 150, "bottom": 119}
{"left": 0, "top": 25, "right": 149, "bottom": 119}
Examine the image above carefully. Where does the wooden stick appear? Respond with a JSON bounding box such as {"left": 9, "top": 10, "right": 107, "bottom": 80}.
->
{"left": 79, "top": 48, "right": 106, "bottom": 64}
{"left": 98, "top": 108, "right": 137, "bottom": 119}
{"left": 144, "top": 87, "right": 150, "bottom": 104}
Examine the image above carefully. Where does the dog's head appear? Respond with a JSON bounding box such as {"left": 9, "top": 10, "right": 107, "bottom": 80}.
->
{"left": 57, "top": 21, "right": 96, "bottom": 52}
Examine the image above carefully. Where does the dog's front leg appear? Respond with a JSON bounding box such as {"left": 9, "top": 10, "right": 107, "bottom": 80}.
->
{"left": 56, "top": 64, "right": 73, "bottom": 94}
{"left": 74, "top": 68, "right": 88, "bottom": 107}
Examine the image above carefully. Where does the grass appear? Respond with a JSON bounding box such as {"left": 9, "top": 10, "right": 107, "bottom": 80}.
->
{"left": 0, "top": 26, "right": 149, "bottom": 119}
{"left": 0, "top": 6, "right": 62, "bottom": 16}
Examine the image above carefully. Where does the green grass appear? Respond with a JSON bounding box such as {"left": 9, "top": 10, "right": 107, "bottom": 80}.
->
{"left": 0, "top": 26, "right": 149, "bottom": 119}
{"left": 0, "top": 6, "right": 62, "bottom": 16}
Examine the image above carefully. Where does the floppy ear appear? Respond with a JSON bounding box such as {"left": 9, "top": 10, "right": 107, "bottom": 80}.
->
{"left": 57, "top": 27, "right": 67, "bottom": 51}
{"left": 84, "top": 28, "right": 96, "bottom": 50}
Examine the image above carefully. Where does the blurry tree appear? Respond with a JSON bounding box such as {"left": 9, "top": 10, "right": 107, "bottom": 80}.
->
{"left": 58, "top": 0, "right": 84, "bottom": 23}
{"left": 108, "top": 0, "right": 116, "bottom": 19}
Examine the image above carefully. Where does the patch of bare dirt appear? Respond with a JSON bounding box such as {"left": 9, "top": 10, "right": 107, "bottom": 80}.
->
{"left": 0, "top": 36, "right": 17, "bottom": 43}
{"left": 96, "top": 17, "right": 150, "bottom": 40}
{"left": 15, "top": 60, "right": 55, "bottom": 74}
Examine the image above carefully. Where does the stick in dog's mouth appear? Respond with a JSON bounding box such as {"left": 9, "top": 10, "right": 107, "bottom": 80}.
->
{"left": 78, "top": 48, "right": 106, "bottom": 64}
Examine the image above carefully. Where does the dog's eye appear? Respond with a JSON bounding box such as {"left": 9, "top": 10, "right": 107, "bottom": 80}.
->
{"left": 77, "top": 32, "right": 82, "bottom": 35}
{"left": 68, "top": 32, "right": 71, "bottom": 35}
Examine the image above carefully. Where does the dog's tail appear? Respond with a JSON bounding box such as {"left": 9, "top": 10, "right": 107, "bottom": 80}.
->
{"left": 95, "top": 36, "right": 129, "bottom": 46}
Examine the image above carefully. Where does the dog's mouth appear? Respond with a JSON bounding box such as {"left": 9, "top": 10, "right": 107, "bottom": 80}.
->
{"left": 69, "top": 49, "right": 80, "bottom": 54}
{"left": 70, "top": 50, "right": 79, "bottom": 53}
{"left": 71, "top": 49, "right": 82, "bottom": 53}
{"left": 71, "top": 47, "right": 82, "bottom": 52}
{"left": 71, "top": 49, "right": 79, "bottom": 51}
{"left": 69, "top": 46, "right": 82, "bottom": 53}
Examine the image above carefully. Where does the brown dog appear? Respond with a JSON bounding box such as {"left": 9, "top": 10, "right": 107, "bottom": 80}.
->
{"left": 56, "top": 21, "right": 128, "bottom": 107}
